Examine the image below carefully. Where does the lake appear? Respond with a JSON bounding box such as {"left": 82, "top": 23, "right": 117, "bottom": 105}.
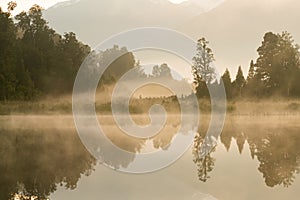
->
{"left": 1, "top": 115, "right": 300, "bottom": 200}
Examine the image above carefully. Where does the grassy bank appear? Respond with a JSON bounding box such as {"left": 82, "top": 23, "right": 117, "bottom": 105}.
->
{"left": 1, "top": 99, "right": 300, "bottom": 116}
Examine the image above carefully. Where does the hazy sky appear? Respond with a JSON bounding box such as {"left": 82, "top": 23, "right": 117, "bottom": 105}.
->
{"left": 0, "top": 0, "right": 189, "bottom": 14}
{"left": 168, "top": 0, "right": 188, "bottom": 3}
{"left": 1, "top": 0, "right": 298, "bottom": 79}
{"left": 0, "top": 0, "right": 66, "bottom": 14}
{"left": 0, "top": 0, "right": 223, "bottom": 80}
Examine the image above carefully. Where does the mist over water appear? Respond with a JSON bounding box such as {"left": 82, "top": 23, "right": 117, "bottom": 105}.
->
{"left": 1, "top": 114, "right": 300, "bottom": 200}
{"left": 0, "top": 0, "right": 299, "bottom": 199}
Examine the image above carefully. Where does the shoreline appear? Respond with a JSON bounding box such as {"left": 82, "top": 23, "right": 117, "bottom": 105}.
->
{"left": 1, "top": 99, "right": 300, "bottom": 116}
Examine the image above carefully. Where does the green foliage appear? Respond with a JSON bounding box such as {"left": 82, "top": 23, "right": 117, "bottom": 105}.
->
{"left": 192, "top": 38, "right": 215, "bottom": 84}
{"left": 0, "top": 6, "right": 91, "bottom": 100}
{"left": 2, "top": 4, "right": 300, "bottom": 103}
{"left": 151, "top": 63, "right": 172, "bottom": 78}
{"left": 232, "top": 66, "right": 246, "bottom": 98}
{"left": 82, "top": 45, "right": 137, "bottom": 91}
{"left": 247, "top": 32, "right": 300, "bottom": 97}
{"left": 247, "top": 60, "right": 255, "bottom": 81}
{"left": 99, "top": 45, "right": 136, "bottom": 85}
{"left": 221, "top": 68, "right": 232, "bottom": 99}
{"left": 212, "top": 31, "right": 300, "bottom": 100}
{"left": 192, "top": 37, "right": 215, "bottom": 98}
{"left": 0, "top": 6, "right": 136, "bottom": 101}
{"left": 0, "top": 8, "right": 34, "bottom": 101}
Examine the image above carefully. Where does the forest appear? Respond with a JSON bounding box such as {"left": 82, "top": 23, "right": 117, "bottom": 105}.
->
{"left": 1, "top": 3, "right": 300, "bottom": 103}
{"left": 193, "top": 34, "right": 300, "bottom": 99}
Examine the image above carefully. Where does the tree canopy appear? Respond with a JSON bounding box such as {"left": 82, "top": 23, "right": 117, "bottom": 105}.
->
{"left": 1, "top": 3, "right": 300, "bottom": 101}
{"left": 0, "top": 5, "right": 138, "bottom": 101}
{"left": 193, "top": 31, "right": 300, "bottom": 100}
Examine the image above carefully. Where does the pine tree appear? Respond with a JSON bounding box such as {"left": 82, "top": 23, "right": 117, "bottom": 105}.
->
{"left": 221, "top": 68, "right": 232, "bottom": 99}
{"left": 192, "top": 38, "right": 215, "bottom": 84}
{"left": 247, "top": 60, "right": 255, "bottom": 81}
{"left": 192, "top": 37, "right": 215, "bottom": 98}
{"left": 255, "top": 31, "right": 300, "bottom": 96}
{"left": 233, "top": 66, "right": 246, "bottom": 98}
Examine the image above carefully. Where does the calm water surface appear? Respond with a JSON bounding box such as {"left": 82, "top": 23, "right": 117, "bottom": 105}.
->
{"left": 0, "top": 115, "right": 300, "bottom": 200}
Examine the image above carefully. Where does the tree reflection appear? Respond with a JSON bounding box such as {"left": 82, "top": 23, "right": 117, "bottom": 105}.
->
{"left": 247, "top": 129, "right": 300, "bottom": 187}
{"left": 196, "top": 119, "right": 300, "bottom": 188}
{"left": 193, "top": 132, "right": 216, "bottom": 182}
{"left": 0, "top": 129, "right": 96, "bottom": 200}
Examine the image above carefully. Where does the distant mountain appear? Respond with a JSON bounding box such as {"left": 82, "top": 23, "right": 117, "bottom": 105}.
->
{"left": 44, "top": 0, "right": 300, "bottom": 75}
{"left": 44, "top": 0, "right": 220, "bottom": 47}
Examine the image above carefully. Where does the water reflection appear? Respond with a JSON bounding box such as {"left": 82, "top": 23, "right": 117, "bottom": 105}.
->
{"left": 1, "top": 115, "right": 300, "bottom": 199}
{"left": 194, "top": 117, "right": 300, "bottom": 188}
{"left": 246, "top": 129, "right": 300, "bottom": 187}
{"left": 0, "top": 128, "right": 96, "bottom": 200}
{"left": 193, "top": 132, "right": 216, "bottom": 182}
{"left": 0, "top": 115, "right": 182, "bottom": 199}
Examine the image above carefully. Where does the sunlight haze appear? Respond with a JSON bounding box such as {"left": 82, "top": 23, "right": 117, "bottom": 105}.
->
{"left": 0, "top": 0, "right": 191, "bottom": 13}
{"left": 0, "top": 0, "right": 66, "bottom": 14}
{"left": 168, "top": 0, "right": 188, "bottom": 3}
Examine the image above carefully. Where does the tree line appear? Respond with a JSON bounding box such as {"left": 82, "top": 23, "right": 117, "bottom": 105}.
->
{"left": 1, "top": 3, "right": 300, "bottom": 101}
{"left": 193, "top": 32, "right": 300, "bottom": 99}
{"left": 0, "top": 3, "right": 138, "bottom": 101}
{"left": 0, "top": 4, "right": 91, "bottom": 100}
